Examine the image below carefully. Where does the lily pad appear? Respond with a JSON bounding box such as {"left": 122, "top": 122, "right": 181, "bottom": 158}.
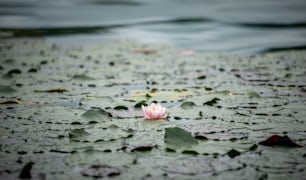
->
{"left": 259, "top": 135, "right": 303, "bottom": 147}
{"left": 1, "top": 39, "right": 306, "bottom": 180}
{"left": 164, "top": 127, "right": 198, "bottom": 149}
{"left": 69, "top": 128, "right": 90, "bottom": 141}
{"left": 0, "top": 85, "right": 16, "bottom": 94}
{"left": 180, "top": 101, "right": 196, "bottom": 109}
{"left": 81, "top": 165, "right": 123, "bottom": 178}
{"left": 81, "top": 108, "right": 112, "bottom": 121}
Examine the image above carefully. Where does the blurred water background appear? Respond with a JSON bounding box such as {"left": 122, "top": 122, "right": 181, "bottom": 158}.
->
{"left": 0, "top": 0, "right": 306, "bottom": 55}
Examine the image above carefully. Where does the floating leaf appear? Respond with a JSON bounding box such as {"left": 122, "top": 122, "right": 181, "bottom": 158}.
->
{"left": 0, "top": 85, "right": 16, "bottom": 94}
{"left": 81, "top": 165, "right": 122, "bottom": 178}
{"left": 180, "top": 101, "right": 196, "bottom": 109}
{"left": 248, "top": 92, "right": 260, "bottom": 98}
{"left": 69, "top": 128, "right": 90, "bottom": 141}
{"left": 164, "top": 127, "right": 198, "bottom": 149}
{"left": 203, "top": 98, "right": 220, "bottom": 106}
{"left": 81, "top": 108, "right": 112, "bottom": 121}
{"left": 259, "top": 135, "right": 303, "bottom": 147}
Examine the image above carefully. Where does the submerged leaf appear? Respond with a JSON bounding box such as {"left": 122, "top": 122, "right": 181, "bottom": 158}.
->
{"left": 180, "top": 101, "right": 196, "bottom": 109}
{"left": 164, "top": 127, "right": 198, "bottom": 149}
{"left": 248, "top": 92, "right": 260, "bottom": 98}
{"left": 259, "top": 135, "right": 303, "bottom": 147}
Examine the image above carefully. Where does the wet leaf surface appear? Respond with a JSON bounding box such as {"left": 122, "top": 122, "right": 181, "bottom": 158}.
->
{"left": 0, "top": 39, "right": 306, "bottom": 179}
{"left": 69, "top": 128, "right": 91, "bottom": 141}
{"left": 81, "top": 108, "right": 112, "bottom": 121}
{"left": 180, "top": 101, "right": 196, "bottom": 109}
{"left": 0, "top": 85, "right": 16, "bottom": 94}
{"left": 164, "top": 127, "right": 198, "bottom": 149}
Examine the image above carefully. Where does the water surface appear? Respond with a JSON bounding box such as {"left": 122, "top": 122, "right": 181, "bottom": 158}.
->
{"left": 1, "top": 0, "right": 306, "bottom": 54}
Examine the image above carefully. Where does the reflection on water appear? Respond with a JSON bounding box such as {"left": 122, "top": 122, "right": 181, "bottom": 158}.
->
{"left": 1, "top": 0, "right": 306, "bottom": 54}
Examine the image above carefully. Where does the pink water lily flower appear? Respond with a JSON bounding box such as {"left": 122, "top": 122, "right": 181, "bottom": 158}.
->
{"left": 142, "top": 103, "right": 167, "bottom": 120}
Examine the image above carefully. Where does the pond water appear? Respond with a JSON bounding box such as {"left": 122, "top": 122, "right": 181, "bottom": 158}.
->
{"left": 1, "top": 0, "right": 306, "bottom": 54}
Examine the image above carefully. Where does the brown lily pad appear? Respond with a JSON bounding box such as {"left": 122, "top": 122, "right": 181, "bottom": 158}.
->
{"left": 259, "top": 135, "right": 303, "bottom": 147}
{"left": 81, "top": 165, "right": 123, "bottom": 178}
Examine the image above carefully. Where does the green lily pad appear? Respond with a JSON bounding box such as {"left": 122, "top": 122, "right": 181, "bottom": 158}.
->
{"left": 180, "top": 101, "right": 196, "bottom": 109}
{"left": 164, "top": 127, "right": 198, "bottom": 149}
{"left": 81, "top": 108, "right": 112, "bottom": 121}
{"left": 248, "top": 92, "right": 260, "bottom": 98}
{"left": 0, "top": 85, "right": 16, "bottom": 94}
